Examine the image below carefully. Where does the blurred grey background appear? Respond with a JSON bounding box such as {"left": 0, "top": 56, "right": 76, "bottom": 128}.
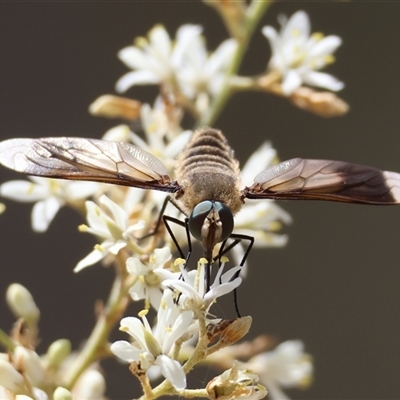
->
{"left": 1, "top": 2, "right": 400, "bottom": 399}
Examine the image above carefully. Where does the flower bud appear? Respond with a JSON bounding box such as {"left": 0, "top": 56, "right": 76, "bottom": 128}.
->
{"left": 45, "top": 339, "right": 71, "bottom": 369}
{"left": 89, "top": 95, "right": 141, "bottom": 120}
{"left": 289, "top": 87, "right": 349, "bottom": 117}
{"left": 53, "top": 387, "right": 73, "bottom": 400}
{"left": 101, "top": 124, "right": 132, "bottom": 142}
{"left": 6, "top": 284, "right": 40, "bottom": 325}
{"left": 73, "top": 370, "right": 106, "bottom": 400}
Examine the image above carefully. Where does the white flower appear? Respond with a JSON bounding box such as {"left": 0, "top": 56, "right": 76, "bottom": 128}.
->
{"left": 110, "top": 290, "right": 194, "bottom": 391}
{"left": 129, "top": 102, "right": 192, "bottom": 172}
{"left": 262, "top": 10, "right": 344, "bottom": 95}
{"left": 115, "top": 24, "right": 237, "bottom": 114}
{"left": 116, "top": 24, "right": 202, "bottom": 93}
{"left": 75, "top": 194, "right": 144, "bottom": 272}
{"left": 163, "top": 259, "right": 242, "bottom": 312}
{"left": 176, "top": 35, "right": 237, "bottom": 112}
{"left": 127, "top": 247, "right": 180, "bottom": 308}
{"left": 0, "top": 177, "right": 99, "bottom": 232}
{"left": 138, "top": 98, "right": 189, "bottom": 144}
{"left": 235, "top": 201, "right": 291, "bottom": 247}
{"left": 246, "top": 340, "right": 313, "bottom": 400}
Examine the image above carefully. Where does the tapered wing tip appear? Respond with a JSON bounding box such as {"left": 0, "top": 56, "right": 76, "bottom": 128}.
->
{"left": 0, "top": 138, "right": 34, "bottom": 172}
{"left": 383, "top": 171, "right": 400, "bottom": 203}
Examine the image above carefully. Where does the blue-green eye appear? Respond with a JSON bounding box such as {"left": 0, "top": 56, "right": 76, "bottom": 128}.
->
{"left": 188, "top": 200, "right": 234, "bottom": 242}
{"left": 215, "top": 202, "right": 234, "bottom": 241}
{"left": 188, "top": 201, "right": 214, "bottom": 241}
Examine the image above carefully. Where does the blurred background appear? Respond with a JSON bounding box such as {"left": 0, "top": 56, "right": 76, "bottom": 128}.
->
{"left": 1, "top": 1, "right": 400, "bottom": 399}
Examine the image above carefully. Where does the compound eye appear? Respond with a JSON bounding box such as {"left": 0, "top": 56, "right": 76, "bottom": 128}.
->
{"left": 188, "top": 200, "right": 214, "bottom": 241}
{"left": 215, "top": 201, "right": 234, "bottom": 241}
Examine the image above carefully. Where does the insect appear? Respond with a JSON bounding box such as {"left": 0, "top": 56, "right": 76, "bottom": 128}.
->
{"left": 1, "top": 127, "right": 400, "bottom": 272}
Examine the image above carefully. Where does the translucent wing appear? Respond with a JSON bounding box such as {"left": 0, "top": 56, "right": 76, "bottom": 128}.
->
{"left": 0, "top": 137, "right": 179, "bottom": 192}
{"left": 243, "top": 158, "right": 400, "bottom": 204}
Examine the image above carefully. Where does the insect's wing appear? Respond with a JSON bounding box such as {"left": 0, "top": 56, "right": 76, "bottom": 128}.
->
{"left": 0, "top": 137, "right": 179, "bottom": 192}
{"left": 243, "top": 158, "right": 400, "bottom": 204}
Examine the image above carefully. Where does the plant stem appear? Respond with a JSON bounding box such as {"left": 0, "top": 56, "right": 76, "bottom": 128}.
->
{"left": 198, "top": 0, "right": 272, "bottom": 127}
{"left": 0, "top": 328, "right": 15, "bottom": 351}
{"left": 63, "top": 271, "right": 131, "bottom": 389}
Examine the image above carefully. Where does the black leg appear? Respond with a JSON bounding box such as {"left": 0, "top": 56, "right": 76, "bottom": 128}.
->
{"left": 163, "top": 215, "right": 192, "bottom": 265}
{"left": 215, "top": 233, "right": 254, "bottom": 268}
{"left": 137, "top": 195, "right": 173, "bottom": 241}
{"left": 214, "top": 233, "right": 254, "bottom": 317}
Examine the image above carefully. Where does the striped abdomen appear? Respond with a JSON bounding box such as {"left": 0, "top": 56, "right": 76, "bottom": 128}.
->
{"left": 175, "top": 128, "right": 243, "bottom": 214}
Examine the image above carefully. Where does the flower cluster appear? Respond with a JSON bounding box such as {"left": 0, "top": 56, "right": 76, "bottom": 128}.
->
{"left": 0, "top": 98, "right": 298, "bottom": 399}
{"left": 0, "top": 4, "right": 350, "bottom": 400}
{"left": 262, "top": 10, "right": 343, "bottom": 96}
{"left": 0, "top": 284, "right": 106, "bottom": 400}
{"left": 116, "top": 25, "right": 237, "bottom": 115}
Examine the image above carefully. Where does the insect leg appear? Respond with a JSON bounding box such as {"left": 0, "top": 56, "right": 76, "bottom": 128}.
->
{"left": 136, "top": 195, "right": 192, "bottom": 264}
{"left": 215, "top": 233, "right": 254, "bottom": 317}
{"left": 138, "top": 195, "right": 173, "bottom": 241}
{"left": 215, "top": 233, "right": 254, "bottom": 268}
{"left": 163, "top": 215, "right": 192, "bottom": 265}
{"left": 163, "top": 216, "right": 192, "bottom": 306}
{"left": 227, "top": 233, "right": 254, "bottom": 268}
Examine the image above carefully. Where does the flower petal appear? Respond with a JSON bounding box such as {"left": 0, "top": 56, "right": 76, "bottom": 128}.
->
{"left": 108, "top": 240, "right": 127, "bottom": 255}
{"left": 116, "top": 70, "right": 160, "bottom": 93}
{"left": 153, "top": 247, "right": 172, "bottom": 266}
{"left": 262, "top": 26, "right": 278, "bottom": 50}
{"left": 240, "top": 142, "right": 276, "bottom": 187}
{"left": 110, "top": 340, "right": 141, "bottom": 363}
{"left": 282, "top": 10, "right": 310, "bottom": 44}
{"left": 172, "top": 24, "right": 202, "bottom": 67}
{"left": 118, "top": 46, "right": 149, "bottom": 70}
{"left": 163, "top": 279, "right": 201, "bottom": 302}
{"left": 66, "top": 181, "right": 99, "bottom": 200}
{"left": 0, "top": 180, "right": 48, "bottom": 202}
{"left": 282, "top": 69, "right": 302, "bottom": 95}
{"left": 119, "top": 316, "right": 147, "bottom": 349}
{"left": 149, "top": 25, "right": 172, "bottom": 61}
{"left": 74, "top": 248, "right": 105, "bottom": 272}
{"left": 162, "top": 310, "right": 193, "bottom": 354}
{"left": 84, "top": 201, "right": 110, "bottom": 237}
{"left": 205, "top": 277, "right": 242, "bottom": 307}
{"left": 205, "top": 39, "right": 237, "bottom": 76}
{"left": 147, "top": 286, "right": 163, "bottom": 308}
{"left": 99, "top": 194, "right": 127, "bottom": 230}
{"left": 126, "top": 257, "right": 147, "bottom": 275}
{"left": 303, "top": 70, "right": 344, "bottom": 91}
{"left": 308, "top": 35, "right": 342, "bottom": 59}
{"left": 155, "top": 354, "right": 186, "bottom": 390}
{"left": 31, "top": 197, "right": 62, "bottom": 232}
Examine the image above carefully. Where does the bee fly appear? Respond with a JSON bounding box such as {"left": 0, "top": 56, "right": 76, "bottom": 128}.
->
{"left": 1, "top": 127, "right": 400, "bottom": 283}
